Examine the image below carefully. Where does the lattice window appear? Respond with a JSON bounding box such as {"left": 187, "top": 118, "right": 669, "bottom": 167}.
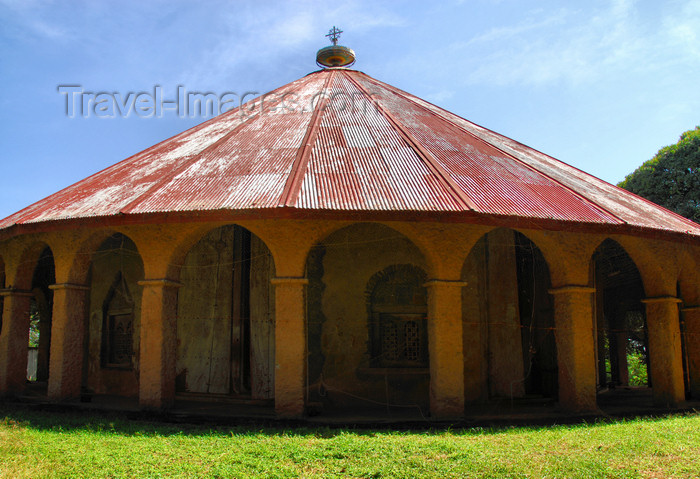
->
{"left": 368, "top": 265, "right": 428, "bottom": 368}
{"left": 381, "top": 320, "right": 399, "bottom": 361}
{"left": 102, "top": 273, "right": 135, "bottom": 369}
{"left": 107, "top": 313, "right": 133, "bottom": 366}
{"left": 404, "top": 320, "right": 420, "bottom": 362}
{"left": 375, "top": 313, "right": 426, "bottom": 366}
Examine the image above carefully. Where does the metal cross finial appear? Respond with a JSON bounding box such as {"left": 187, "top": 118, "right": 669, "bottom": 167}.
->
{"left": 326, "top": 26, "right": 343, "bottom": 46}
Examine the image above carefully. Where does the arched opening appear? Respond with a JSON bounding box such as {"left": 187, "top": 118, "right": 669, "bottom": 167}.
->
{"left": 676, "top": 264, "right": 699, "bottom": 399}
{"left": 27, "top": 247, "right": 55, "bottom": 391}
{"left": 176, "top": 225, "right": 275, "bottom": 400}
{"left": 592, "top": 239, "right": 648, "bottom": 395}
{"left": 306, "top": 223, "right": 429, "bottom": 417}
{"left": 462, "top": 228, "right": 557, "bottom": 405}
{"left": 101, "top": 273, "right": 135, "bottom": 370}
{"left": 678, "top": 280, "right": 691, "bottom": 398}
{"left": 84, "top": 234, "right": 144, "bottom": 400}
{"left": 0, "top": 256, "right": 5, "bottom": 337}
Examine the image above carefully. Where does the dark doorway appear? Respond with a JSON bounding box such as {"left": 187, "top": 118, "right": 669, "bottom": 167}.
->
{"left": 176, "top": 225, "right": 275, "bottom": 399}
{"left": 28, "top": 247, "right": 55, "bottom": 384}
{"left": 515, "top": 232, "right": 558, "bottom": 398}
{"left": 593, "top": 240, "right": 648, "bottom": 391}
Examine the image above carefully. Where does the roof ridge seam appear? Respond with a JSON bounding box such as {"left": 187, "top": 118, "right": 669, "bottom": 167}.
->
{"left": 119, "top": 94, "right": 288, "bottom": 214}
{"left": 278, "top": 69, "right": 337, "bottom": 207}
{"left": 345, "top": 73, "right": 475, "bottom": 212}
{"left": 361, "top": 74, "right": 628, "bottom": 225}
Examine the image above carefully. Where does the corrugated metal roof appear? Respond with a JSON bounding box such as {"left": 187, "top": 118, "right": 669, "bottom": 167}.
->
{"left": 1, "top": 68, "right": 699, "bottom": 238}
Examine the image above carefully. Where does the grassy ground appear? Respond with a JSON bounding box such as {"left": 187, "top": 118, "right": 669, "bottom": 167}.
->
{"left": 1, "top": 405, "right": 699, "bottom": 478}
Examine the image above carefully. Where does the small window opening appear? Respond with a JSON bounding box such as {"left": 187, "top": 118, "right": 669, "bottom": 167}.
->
{"left": 102, "top": 273, "right": 134, "bottom": 369}
{"left": 368, "top": 265, "right": 428, "bottom": 368}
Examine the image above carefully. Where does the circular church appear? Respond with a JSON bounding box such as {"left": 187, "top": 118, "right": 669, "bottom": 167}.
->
{"left": 1, "top": 33, "right": 699, "bottom": 420}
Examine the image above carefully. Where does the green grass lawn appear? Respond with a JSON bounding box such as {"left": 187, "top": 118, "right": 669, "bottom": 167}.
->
{"left": 1, "top": 405, "right": 699, "bottom": 478}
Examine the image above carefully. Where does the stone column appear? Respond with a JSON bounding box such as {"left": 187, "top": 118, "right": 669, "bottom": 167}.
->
{"left": 643, "top": 296, "right": 685, "bottom": 407}
{"left": 47, "top": 283, "right": 89, "bottom": 400}
{"left": 613, "top": 327, "right": 629, "bottom": 387}
{"left": 549, "top": 285, "right": 597, "bottom": 412}
{"left": 682, "top": 305, "right": 700, "bottom": 398}
{"left": 271, "top": 277, "right": 308, "bottom": 417}
{"left": 0, "top": 289, "right": 33, "bottom": 395}
{"left": 138, "top": 279, "right": 181, "bottom": 409}
{"left": 425, "top": 279, "right": 467, "bottom": 419}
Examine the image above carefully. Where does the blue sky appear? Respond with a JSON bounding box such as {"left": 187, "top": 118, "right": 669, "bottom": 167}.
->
{"left": 1, "top": 0, "right": 698, "bottom": 220}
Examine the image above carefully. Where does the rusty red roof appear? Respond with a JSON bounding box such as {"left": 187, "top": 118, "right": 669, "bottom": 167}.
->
{"left": 2, "top": 68, "right": 699, "bottom": 238}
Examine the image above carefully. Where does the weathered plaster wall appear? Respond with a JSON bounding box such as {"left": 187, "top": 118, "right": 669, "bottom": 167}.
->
{"left": 85, "top": 235, "right": 144, "bottom": 396}
{"left": 307, "top": 223, "right": 429, "bottom": 411}
{"left": 176, "top": 226, "right": 275, "bottom": 398}
{"left": 1, "top": 217, "right": 698, "bottom": 415}
{"left": 249, "top": 234, "right": 275, "bottom": 399}
{"left": 177, "top": 226, "right": 235, "bottom": 394}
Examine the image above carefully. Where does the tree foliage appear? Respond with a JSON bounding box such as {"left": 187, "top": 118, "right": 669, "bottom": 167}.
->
{"left": 618, "top": 127, "right": 700, "bottom": 222}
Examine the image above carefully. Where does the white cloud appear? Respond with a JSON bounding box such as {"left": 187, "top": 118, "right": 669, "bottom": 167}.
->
{"left": 441, "top": 0, "right": 700, "bottom": 87}
{"left": 179, "top": 0, "right": 406, "bottom": 86}
{"left": 462, "top": 10, "right": 569, "bottom": 46}
{"left": 0, "top": 0, "right": 72, "bottom": 41}
{"left": 424, "top": 89, "right": 455, "bottom": 104}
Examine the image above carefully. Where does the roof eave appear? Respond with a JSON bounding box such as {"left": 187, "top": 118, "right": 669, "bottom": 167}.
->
{"left": 2, "top": 208, "right": 700, "bottom": 247}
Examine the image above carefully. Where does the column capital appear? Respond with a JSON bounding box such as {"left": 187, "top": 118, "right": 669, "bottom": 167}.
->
{"left": 642, "top": 296, "right": 682, "bottom": 304}
{"left": 423, "top": 279, "right": 468, "bottom": 288}
{"left": 49, "top": 283, "right": 90, "bottom": 292}
{"left": 0, "top": 288, "right": 34, "bottom": 298}
{"left": 271, "top": 277, "right": 309, "bottom": 286}
{"left": 548, "top": 285, "right": 595, "bottom": 295}
{"left": 137, "top": 279, "right": 183, "bottom": 289}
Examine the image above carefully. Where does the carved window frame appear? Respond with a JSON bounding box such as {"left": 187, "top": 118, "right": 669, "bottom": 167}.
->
{"left": 366, "top": 264, "right": 428, "bottom": 368}
{"left": 101, "top": 273, "right": 135, "bottom": 370}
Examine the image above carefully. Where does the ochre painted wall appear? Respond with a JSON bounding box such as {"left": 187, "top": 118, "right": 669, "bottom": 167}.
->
{"left": 0, "top": 218, "right": 698, "bottom": 417}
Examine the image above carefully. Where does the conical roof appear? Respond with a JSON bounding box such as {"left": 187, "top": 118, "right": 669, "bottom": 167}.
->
{"left": 2, "top": 67, "right": 699, "bottom": 240}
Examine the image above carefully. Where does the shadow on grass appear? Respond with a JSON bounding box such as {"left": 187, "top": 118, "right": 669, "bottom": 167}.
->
{"left": 1, "top": 401, "right": 696, "bottom": 440}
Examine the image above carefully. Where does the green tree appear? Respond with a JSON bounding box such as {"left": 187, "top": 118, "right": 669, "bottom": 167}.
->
{"left": 618, "top": 126, "right": 700, "bottom": 222}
